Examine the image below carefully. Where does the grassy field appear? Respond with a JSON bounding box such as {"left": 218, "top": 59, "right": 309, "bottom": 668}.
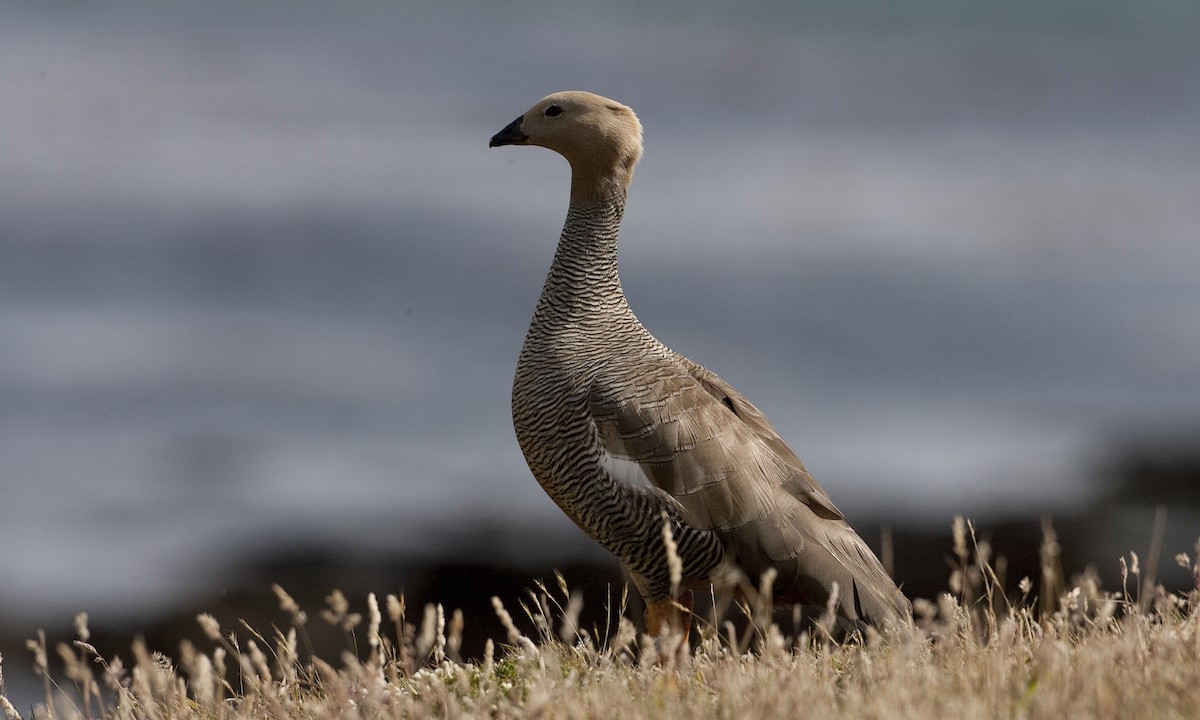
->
{"left": 3, "top": 519, "right": 1198, "bottom": 720}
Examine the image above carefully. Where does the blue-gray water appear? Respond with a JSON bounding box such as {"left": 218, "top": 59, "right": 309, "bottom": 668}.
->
{"left": 2, "top": 0, "right": 1199, "bottom": 642}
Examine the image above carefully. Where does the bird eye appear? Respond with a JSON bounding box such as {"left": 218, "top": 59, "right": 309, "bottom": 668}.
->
{"left": 544, "top": 104, "right": 563, "bottom": 117}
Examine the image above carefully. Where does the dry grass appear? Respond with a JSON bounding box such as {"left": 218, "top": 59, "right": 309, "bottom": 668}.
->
{"left": 3, "top": 519, "right": 1199, "bottom": 720}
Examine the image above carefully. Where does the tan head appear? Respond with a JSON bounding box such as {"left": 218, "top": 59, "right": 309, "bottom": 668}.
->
{"left": 490, "top": 91, "right": 643, "bottom": 204}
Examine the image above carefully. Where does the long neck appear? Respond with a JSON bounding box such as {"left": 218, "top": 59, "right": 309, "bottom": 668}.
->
{"left": 569, "top": 159, "right": 634, "bottom": 207}
{"left": 535, "top": 189, "right": 629, "bottom": 320}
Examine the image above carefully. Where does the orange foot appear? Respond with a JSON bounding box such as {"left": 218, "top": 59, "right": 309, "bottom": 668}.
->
{"left": 645, "top": 589, "right": 695, "bottom": 642}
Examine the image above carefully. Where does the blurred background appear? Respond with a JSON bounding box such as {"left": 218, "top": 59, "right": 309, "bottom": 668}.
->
{"left": 2, "top": 0, "right": 1199, "bottom": 707}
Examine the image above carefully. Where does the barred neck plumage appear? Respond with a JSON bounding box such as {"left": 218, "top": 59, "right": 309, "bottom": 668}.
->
{"left": 532, "top": 189, "right": 634, "bottom": 325}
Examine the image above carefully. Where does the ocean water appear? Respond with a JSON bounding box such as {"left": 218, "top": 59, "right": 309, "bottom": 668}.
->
{"left": 1, "top": 0, "right": 1198, "bottom": 636}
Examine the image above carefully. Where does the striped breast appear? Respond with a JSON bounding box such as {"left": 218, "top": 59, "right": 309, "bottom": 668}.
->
{"left": 512, "top": 197, "right": 726, "bottom": 600}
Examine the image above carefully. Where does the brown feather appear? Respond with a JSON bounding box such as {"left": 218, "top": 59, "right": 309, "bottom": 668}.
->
{"left": 591, "top": 352, "right": 911, "bottom": 625}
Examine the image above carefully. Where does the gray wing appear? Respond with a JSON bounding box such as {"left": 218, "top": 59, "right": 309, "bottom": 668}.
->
{"left": 589, "top": 353, "right": 911, "bottom": 626}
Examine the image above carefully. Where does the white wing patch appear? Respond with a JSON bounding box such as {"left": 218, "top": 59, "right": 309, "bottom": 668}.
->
{"left": 598, "top": 444, "right": 687, "bottom": 515}
{"left": 599, "top": 446, "right": 656, "bottom": 491}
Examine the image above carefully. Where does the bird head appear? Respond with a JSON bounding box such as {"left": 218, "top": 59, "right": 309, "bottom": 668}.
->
{"left": 490, "top": 91, "right": 643, "bottom": 203}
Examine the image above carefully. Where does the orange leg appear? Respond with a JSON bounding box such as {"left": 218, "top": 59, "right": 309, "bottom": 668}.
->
{"left": 645, "top": 589, "right": 695, "bottom": 642}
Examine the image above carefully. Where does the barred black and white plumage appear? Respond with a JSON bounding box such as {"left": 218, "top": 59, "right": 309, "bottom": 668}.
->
{"left": 491, "top": 91, "right": 912, "bottom": 634}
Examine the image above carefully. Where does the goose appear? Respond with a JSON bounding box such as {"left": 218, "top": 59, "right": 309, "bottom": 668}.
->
{"left": 490, "top": 91, "right": 912, "bottom": 635}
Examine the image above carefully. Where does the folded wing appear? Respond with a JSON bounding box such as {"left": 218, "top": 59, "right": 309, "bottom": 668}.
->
{"left": 589, "top": 353, "right": 911, "bottom": 626}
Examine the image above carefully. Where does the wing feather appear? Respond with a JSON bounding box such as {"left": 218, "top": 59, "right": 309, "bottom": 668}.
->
{"left": 589, "top": 352, "right": 911, "bottom": 625}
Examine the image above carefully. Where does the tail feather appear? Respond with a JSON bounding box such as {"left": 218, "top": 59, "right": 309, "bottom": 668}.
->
{"left": 815, "top": 526, "right": 912, "bottom": 628}
{"left": 766, "top": 520, "right": 912, "bottom": 630}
